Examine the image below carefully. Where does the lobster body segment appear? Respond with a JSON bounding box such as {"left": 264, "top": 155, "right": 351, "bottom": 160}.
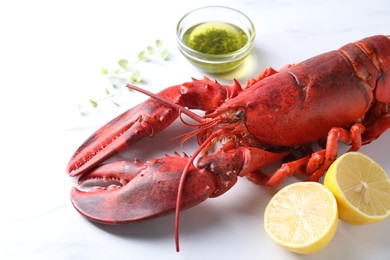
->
{"left": 67, "top": 35, "right": 390, "bottom": 241}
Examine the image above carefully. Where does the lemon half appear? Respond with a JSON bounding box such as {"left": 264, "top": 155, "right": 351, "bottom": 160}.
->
{"left": 264, "top": 182, "right": 338, "bottom": 254}
{"left": 324, "top": 152, "right": 390, "bottom": 225}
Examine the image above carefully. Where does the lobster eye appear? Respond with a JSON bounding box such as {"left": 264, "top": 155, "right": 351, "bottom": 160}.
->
{"left": 235, "top": 109, "right": 245, "bottom": 119}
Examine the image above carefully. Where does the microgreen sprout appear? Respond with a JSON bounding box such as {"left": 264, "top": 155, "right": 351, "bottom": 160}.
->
{"left": 78, "top": 40, "right": 169, "bottom": 114}
{"left": 102, "top": 39, "right": 169, "bottom": 84}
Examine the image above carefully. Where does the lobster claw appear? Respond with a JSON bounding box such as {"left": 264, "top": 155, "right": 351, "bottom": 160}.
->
{"left": 71, "top": 155, "right": 216, "bottom": 224}
{"left": 66, "top": 99, "right": 179, "bottom": 177}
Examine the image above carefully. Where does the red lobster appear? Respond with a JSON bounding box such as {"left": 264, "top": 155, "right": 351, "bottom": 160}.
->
{"left": 67, "top": 35, "right": 390, "bottom": 251}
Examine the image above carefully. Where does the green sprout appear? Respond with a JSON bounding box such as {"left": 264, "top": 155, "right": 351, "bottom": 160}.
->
{"left": 102, "top": 39, "right": 169, "bottom": 84}
{"left": 78, "top": 40, "right": 169, "bottom": 114}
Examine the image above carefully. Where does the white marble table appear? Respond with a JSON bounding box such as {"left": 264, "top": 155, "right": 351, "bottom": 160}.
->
{"left": 0, "top": 0, "right": 389, "bottom": 259}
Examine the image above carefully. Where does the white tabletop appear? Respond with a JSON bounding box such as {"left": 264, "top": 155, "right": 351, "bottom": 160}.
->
{"left": 0, "top": 0, "right": 389, "bottom": 259}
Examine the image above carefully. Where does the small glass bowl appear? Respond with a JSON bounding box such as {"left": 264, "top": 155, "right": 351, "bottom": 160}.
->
{"left": 176, "top": 6, "right": 256, "bottom": 74}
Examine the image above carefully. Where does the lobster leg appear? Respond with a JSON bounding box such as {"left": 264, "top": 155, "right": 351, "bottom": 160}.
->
{"left": 197, "top": 146, "right": 290, "bottom": 193}
{"left": 265, "top": 123, "right": 365, "bottom": 188}
{"left": 246, "top": 154, "right": 312, "bottom": 186}
{"left": 66, "top": 78, "right": 242, "bottom": 177}
{"left": 71, "top": 154, "right": 218, "bottom": 224}
{"left": 307, "top": 123, "right": 365, "bottom": 181}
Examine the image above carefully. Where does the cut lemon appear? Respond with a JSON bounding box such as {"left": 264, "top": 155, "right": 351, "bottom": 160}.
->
{"left": 324, "top": 152, "right": 390, "bottom": 225}
{"left": 264, "top": 182, "right": 338, "bottom": 254}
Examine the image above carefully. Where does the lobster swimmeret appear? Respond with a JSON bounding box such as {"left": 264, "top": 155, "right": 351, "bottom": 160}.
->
{"left": 67, "top": 35, "right": 390, "bottom": 251}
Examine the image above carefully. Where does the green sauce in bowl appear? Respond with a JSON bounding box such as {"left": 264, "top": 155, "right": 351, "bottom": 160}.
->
{"left": 176, "top": 6, "right": 255, "bottom": 74}
{"left": 183, "top": 22, "right": 248, "bottom": 55}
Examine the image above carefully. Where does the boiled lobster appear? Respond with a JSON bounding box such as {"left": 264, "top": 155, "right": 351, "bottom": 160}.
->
{"left": 67, "top": 35, "right": 390, "bottom": 251}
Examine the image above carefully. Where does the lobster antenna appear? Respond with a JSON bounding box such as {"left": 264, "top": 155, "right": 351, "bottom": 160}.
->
{"left": 174, "top": 131, "right": 217, "bottom": 252}
{"left": 126, "top": 84, "right": 205, "bottom": 123}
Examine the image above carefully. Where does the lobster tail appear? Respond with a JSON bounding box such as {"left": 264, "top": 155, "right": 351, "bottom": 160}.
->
{"left": 360, "top": 35, "right": 390, "bottom": 103}
{"left": 344, "top": 35, "right": 390, "bottom": 103}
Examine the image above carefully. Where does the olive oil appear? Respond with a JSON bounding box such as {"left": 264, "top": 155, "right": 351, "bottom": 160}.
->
{"left": 182, "top": 22, "right": 248, "bottom": 55}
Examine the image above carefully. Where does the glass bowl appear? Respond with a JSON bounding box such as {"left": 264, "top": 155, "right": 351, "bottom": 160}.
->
{"left": 176, "top": 6, "right": 256, "bottom": 74}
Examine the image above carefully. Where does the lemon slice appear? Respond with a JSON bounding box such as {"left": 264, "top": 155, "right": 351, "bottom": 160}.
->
{"left": 264, "top": 182, "right": 338, "bottom": 254}
{"left": 324, "top": 152, "right": 390, "bottom": 225}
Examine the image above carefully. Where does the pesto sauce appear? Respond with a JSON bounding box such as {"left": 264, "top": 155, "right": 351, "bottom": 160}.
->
{"left": 183, "top": 22, "right": 248, "bottom": 55}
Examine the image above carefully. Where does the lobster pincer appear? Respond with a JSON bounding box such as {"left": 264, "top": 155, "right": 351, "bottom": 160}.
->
{"left": 71, "top": 155, "right": 218, "bottom": 224}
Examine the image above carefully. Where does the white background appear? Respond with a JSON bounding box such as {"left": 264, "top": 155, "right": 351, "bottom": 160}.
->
{"left": 0, "top": 0, "right": 389, "bottom": 259}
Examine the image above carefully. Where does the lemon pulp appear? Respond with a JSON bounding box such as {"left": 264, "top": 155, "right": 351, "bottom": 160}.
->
{"left": 264, "top": 182, "right": 338, "bottom": 254}
{"left": 324, "top": 152, "right": 390, "bottom": 224}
